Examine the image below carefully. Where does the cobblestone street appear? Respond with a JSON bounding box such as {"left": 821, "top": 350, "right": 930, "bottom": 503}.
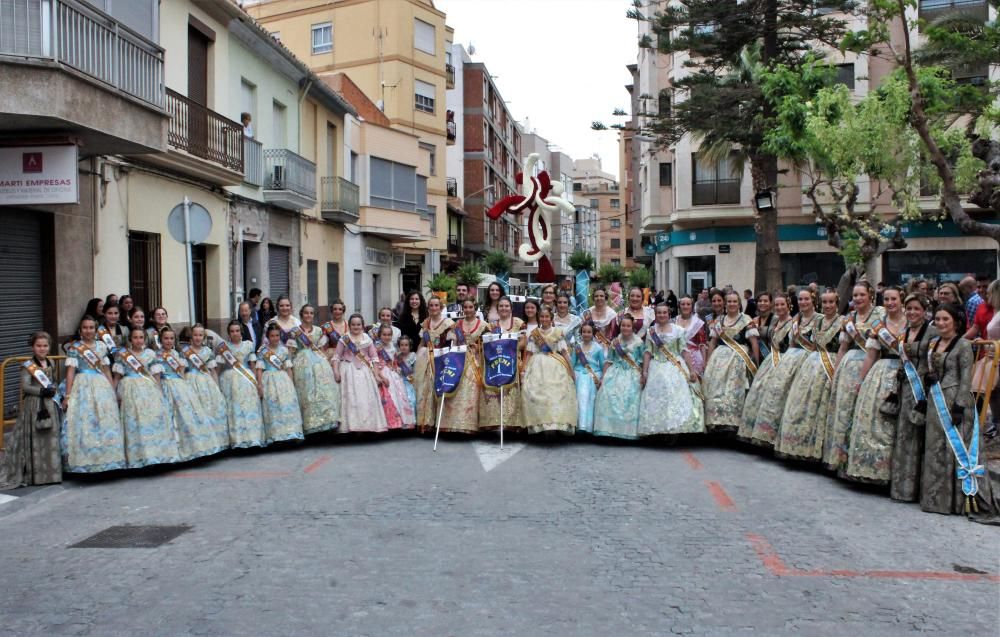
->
{"left": 1, "top": 436, "right": 997, "bottom": 636}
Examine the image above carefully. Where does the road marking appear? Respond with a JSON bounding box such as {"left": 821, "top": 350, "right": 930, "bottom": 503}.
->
{"left": 682, "top": 451, "right": 703, "bottom": 470}
{"left": 472, "top": 441, "right": 526, "bottom": 472}
{"left": 168, "top": 471, "right": 291, "bottom": 479}
{"left": 0, "top": 494, "right": 18, "bottom": 506}
{"left": 706, "top": 481, "right": 737, "bottom": 511}
{"left": 303, "top": 455, "right": 332, "bottom": 474}
{"left": 747, "top": 533, "right": 1000, "bottom": 582}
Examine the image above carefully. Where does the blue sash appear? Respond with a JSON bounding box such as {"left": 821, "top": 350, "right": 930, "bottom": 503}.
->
{"left": 927, "top": 382, "right": 984, "bottom": 497}
{"left": 898, "top": 337, "right": 925, "bottom": 403}
{"left": 482, "top": 332, "right": 518, "bottom": 388}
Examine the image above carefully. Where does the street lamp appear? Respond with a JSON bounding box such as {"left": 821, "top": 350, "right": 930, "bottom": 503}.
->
{"left": 755, "top": 189, "right": 775, "bottom": 212}
{"left": 466, "top": 184, "right": 495, "bottom": 199}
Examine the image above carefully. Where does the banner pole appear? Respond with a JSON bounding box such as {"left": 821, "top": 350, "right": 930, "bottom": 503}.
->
{"left": 499, "top": 385, "right": 504, "bottom": 450}
{"left": 433, "top": 394, "right": 445, "bottom": 452}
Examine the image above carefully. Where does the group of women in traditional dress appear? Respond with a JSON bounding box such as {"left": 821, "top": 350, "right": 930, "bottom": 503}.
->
{"left": 1, "top": 282, "right": 995, "bottom": 522}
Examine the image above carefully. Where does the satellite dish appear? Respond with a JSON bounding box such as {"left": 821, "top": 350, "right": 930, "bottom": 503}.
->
{"left": 167, "top": 201, "right": 213, "bottom": 244}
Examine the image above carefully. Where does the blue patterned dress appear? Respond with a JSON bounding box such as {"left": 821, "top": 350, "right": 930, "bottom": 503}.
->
{"left": 571, "top": 341, "right": 605, "bottom": 434}
{"left": 593, "top": 335, "right": 645, "bottom": 439}
{"left": 398, "top": 352, "right": 417, "bottom": 417}
{"left": 158, "top": 349, "right": 226, "bottom": 461}
{"left": 62, "top": 340, "right": 126, "bottom": 473}
{"left": 181, "top": 344, "right": 230, "bottom": 447}
{"left": 287, "top": 325, "right": 340, "bottom": 434}
{"left": 114, "top": 348, "right": 181, "bottom": 468}
{"left": 215, "top": 340, "right": 266, "bottom": 449}
{"left": 638, "top": 324, "right": 705, "bottom": 435}
{"left": 256, "top": 344, "right": 304, "bottom": 444}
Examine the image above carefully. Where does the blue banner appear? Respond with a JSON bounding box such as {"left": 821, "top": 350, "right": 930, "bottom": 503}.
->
{"left": 482, "top": 333, "right": 519, "bottom": 388}
{"left": 433, "top": 345, "right": 467, "bottom": 397}
{"left": 574, "top": 270, "right": 590, "bottom": 315}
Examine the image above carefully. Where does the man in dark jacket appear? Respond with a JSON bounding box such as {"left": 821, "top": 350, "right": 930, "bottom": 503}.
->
{"left": 238, "top": 301, "right": 263, "bottom": 350}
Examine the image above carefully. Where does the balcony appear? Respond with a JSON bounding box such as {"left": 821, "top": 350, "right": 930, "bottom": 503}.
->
{"left": 360, "top": 204, "right": 431, "bottom": 243}
{"left": 0, "top": 0, "right": 167, "bottom": 155}
{"left": 321, "top": 176, "right": 360, "bottom": 223}
{"left": 447, "top": 119, "right": 456, "bottom": 145}
{"left": 446, "top": 177, "right": 458, "bottom": 198}
{"left": 692, "top": 179, "right": 741, "bottom": 206}
{"left": 264, "top": 149, "right": 317, "bottom": 210}
{"left": 447, "top": 233, "right": 463, "bottom": 256}
{"left": 244, "top": 137, "right": 263, "bottom": 187}
{"left": 446, "top": 63, "right": 455, "bottom": 89}
{"left": 153, "top": 88, "right": 244, "bottom": 185}
{"left": 918, "top": 0, "right": 988, "bottom": 24}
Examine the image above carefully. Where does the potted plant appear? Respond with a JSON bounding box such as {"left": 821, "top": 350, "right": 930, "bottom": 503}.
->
{"left": 568, "top": 250, "right": 595, "bottom": 275}
{"left": 595, "top": 263, "right": 626, "bottom": 287}
{"left": 426, "top": 272, "right": 456, "bottom": 304}
{"left": 454, "top": 260, "right": 485, "bottom": 290}
{"left": 627, "top": 265, "right": 653, "bottom": 304}
{"left": 483, "top": 250, "right": 512, "bottom": 275}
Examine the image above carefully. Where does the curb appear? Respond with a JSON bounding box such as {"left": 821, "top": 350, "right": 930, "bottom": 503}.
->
{"left": 0, "top": 483, "right": 66, "bottom": 518}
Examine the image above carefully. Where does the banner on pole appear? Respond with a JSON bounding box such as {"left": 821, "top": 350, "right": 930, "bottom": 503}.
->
{"left": 433, "top": 345, "right": 467, "bottom": 396}
{"left": 574, "top": 270, "right": 590, "bottom": 315}
{"left": 482, "top": 332, "right": 519, "bottom": 388}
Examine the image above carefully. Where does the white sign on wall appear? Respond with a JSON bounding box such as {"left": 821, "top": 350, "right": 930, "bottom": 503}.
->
{"left": 0, "top": 145, "right": 79, "bottom": 205}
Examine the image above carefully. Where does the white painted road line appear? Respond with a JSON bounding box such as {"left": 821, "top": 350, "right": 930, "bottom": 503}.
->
{"left": 472, "top": 441, "right": 526, "bottom": 472}
{"left": 0, "top": 494, "right": 19, "bottom": 506}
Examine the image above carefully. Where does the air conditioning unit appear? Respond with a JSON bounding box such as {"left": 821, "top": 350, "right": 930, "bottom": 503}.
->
{"left": 271, "top": 164, "right": 284, "bottom": 189}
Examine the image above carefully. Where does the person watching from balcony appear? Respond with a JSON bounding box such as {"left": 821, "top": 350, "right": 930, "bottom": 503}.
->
{"left": 241, "top": 112, "right": 254, "bottom": 138}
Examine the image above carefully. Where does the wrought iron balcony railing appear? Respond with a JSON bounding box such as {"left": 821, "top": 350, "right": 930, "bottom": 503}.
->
{"left": 265, "top": 148, "right": 317, "bottom": 199}
{"left": 321, "top": 176, "right": 360, "bottom": 219}
{"left": 166, "top": 88, "right": 244, "bottom": 172}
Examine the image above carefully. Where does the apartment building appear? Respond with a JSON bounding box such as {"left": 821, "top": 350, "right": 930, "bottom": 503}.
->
{"left": 573, "top": 158, "right": 632, "bottom": 268}
{"left": 245, "top": 0, "right": 453, "bottom": 285}
{"left": 629, "top": 0, "right": 999, "bottom": 295}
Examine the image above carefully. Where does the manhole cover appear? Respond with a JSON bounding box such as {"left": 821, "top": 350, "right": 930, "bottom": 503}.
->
{"left": 70, "top": 525, "right": 191, "bottom": 549}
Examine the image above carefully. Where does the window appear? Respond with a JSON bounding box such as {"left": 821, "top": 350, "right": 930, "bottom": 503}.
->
{"left": 428, "top": 204, "right": 437, "bottom": 234}
{"left": 419, "top": 142, "right": 437, "bottom": 176}
{"left": 611, "top": 258, "right": 621, "bottom": 265}
{"left": 240, "top": 79, "right": 256, "bottom": 123}
{"left": 610, "top": 238, "right": 621, "bottom": 249}
{"left": 327, "top": 262, "right": 340, "bottom": 304}
{"left": 573, "top": 182, "right": 582, "bottom": 192}
{"left": 416, "top": 176, "right": 428, "bottom": 215}
{"left": 835, "top": 63, "right": 855, "bottom": 90}
{"left": 370, "top": 157, "right": 417, "bottom": 211}
{"left": 610, "top": 198, "right": 620, "bottom": 209}
{"left": 590, "top": 198, "right": 599, "bottom": 208}
{"left": 658, "top": 89, "right": 671, "bottom": 117}
{"left": 626, "top": 239, "right": 634, "bottom": 258}
{"left": 659, "top": 162, "right": 673, "bottom": 186}
{"left": 692, "top": 152, "right": 741, "bottom": 205}
{"left": 611, "top": 219, "right": 621, "bottom": 229}
{"left": 128, "top": 231, "right": 161, "bottom": 311}
{"left": 353, "top": 269, "right": 362, "bottom": 314}
{"left": 272, "top": 100, "right": 287, "bottom": 147}
{"left": 692, "top": 22, "right": 716, "bottom": 35}
{"left": 311, "top": 22, "right": 332, "bottom": 54}
{"left": 414, "top": 18, "right": 435, "bottom": 54}
{"left": 350, "top": 151, "right": 359, "bottom": 182}
{"left": 656, "top": 30, "right": 670, "bottom": 52}
{"left": 306, "top": 259, "right": 318, "bottom": 304}
{"left": 415, "top": 79, "right": 435, "bottom": 113}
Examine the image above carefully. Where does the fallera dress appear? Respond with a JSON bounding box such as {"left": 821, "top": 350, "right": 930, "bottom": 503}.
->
{"left": 522, "top": 326, "right": 577, "bottom": 434}
{"left": 703, "top": 315, "right": 759, "bottom": 432}
{"left": 62, "top": 340, "right": 126, "bottom": 473}
{"left": 571, "top": 341, "right": 606, "bottom": 434}
{"left": 480, "top": 317, "right": 525, "bottom": 432}
{"left": 746, "top": 314, "right": 817, "bottom": 447}
{"left": 674, "top": 315, "right": 707, "bottom": 376}
{"left": 398, "top": 352, "right": 418, "bottom": 420}
{"left": 889, "top": 322, "right": 934, "bottom": 502}
{"left": 0, "top": 359, "right": 62, "bottom": 486}
{"left": 619, "top": 306, "right": 655, "bottom": 340}
{"left": 180, "top": 344, "right": 230, "bottom": 450}
{"left": 376, "top": 342, "right": 415, "bottom": 428}
{"left": 441, "top": 319, "right": 489, "bottom": 434}
{"left": 739, "top": 315, "right": 794, "bottom": 442}
{"left": 774, "top": 316, "right": 842, "bottom": 461}
{"left": 215, "top": 340, "right": 266, "bottom": 449}
{"left": 593, "top": 335, "right": 645, "bottom": 439}
{"left": 287, "top": 325, "right": 341, "bottom": 434}
{"left": 157, "top": 349, "right": 224, "bottom": 461}
{"left": 554, "top": 312, "right": 583, "bottom": 345}
{"left": 256, "top": 344, "right": 304, "bottom": 444}
{"left": 414, "top": 317, "right": 454, "bottom": 433}
{"left": 844, "top": 317, "right": 906, "bottom": 484}
{"left": 584, "top": 306, "right": 619, "bottom": 348}
{"left": 638, "top": 323, "right": 704, "bottom": 436}
{"left": 823, "top": 307, "right": 886, "bottom": 471}
{"left": 115, "top": 348, "right": 181, "bottom": 468}
{"left": 336, "top": 334, "right": 389, "bottom": 433}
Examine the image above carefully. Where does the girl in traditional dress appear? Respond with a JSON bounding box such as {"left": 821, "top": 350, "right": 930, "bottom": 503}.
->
{"left": 620, "top": 287, "right": 655, "bottom": 339}
{"left": 919, "top": 304, "right": 996, "bottom": 515}
{"left": 413, "top": 296, "right": 454, "bottom": 433}
{"left": 128, "top": 307, "right": 146, "bottom": 337}
{"left": 572, "top": 322, "right": 605, "bottom": 434}
{"left": 146, "top": 307, "right": 169, "bottom": 351}
{"left": 522, "top": 298, "right": 540, "bottom": 334}
{"left": 554, "top": 293, "right": 582, "bottom": 345}
{"left": 395, "top": 292, "right": 427, "bottom": 350}
{"left": 255, "top": 323, "right": 304, "bottom": 444}
{"left": 843, "top": 286, "right": 907, "bottom": 483}
{"left": 738, "top": 293, "right": 793, "bottom": 442}
{"left": 823, "top": 282, "right": 886, "bottom": 471}
{"left": 376, "top": 325, "right": 414, "bottom": 428}
{"left": 216, "top": 320, "right": 266, "bottom": 449}
{"left": 483, "top": 282, "right": 504, "bottom": 323}
{"left": 638, "top": 304, "right": 704, "bottom": 436}
{"left": 522, "top": 306, "right": 577, "bottom": 435}
{"left": 62, "top": 317, "right": 126, "bottom": 473}
{"left": 746, "top": 289, "right": 817, "bottom": 447}
{"left": 98, "top": 304, "right": 127, "bottom": 354}
{"left": 440, "top": 298, "right": 488, "bottom": 434}
{"left": 322, "top": 300, "right": 350, "bottom": 350}
{"left": 584, "top": 287, "right": 618, "bottom": 346}
{"left": 114, "top": 327, "right": 180, "bottom": 468}
{"left": 157, "top": 327, "right": 224, "bottom": 461}
{"left": 703, "top": 292, "right": 760, "bottom": 432}
{"left": 593, "top": 314, "right": 645, "bottom": 439}
{"left": 674, "top": 296, "right": 707, "bottom": 376}
{"left": 890, "top": 293, "right": 934, "bottom": 502}
{"left": 776, "top": 289, "right": 842, "bottom": 461}
{"left": 266, "top": 295, "right": 302, "bottom": 345}
{"left": 258, "top": 297, "right": 276, "bottom": 325}
{"left": 480, "top": 296, "right": 524, "bottom": 432}
{"left": 396, "top": 336, "right": 418, "bottom": 419}
{"left": 288, "top": 303, "right": 340, "bottom": 435}
{"left": 368, "top": 306, "right": 401, "bottom": 344}
{"left": 179, "top": 324, "right": 229, "bottom": 449}
{"left": 335, "top": 314, "right": 390, "bottom": 433}
{"left": 754, "top": 293, "right": 773, "bottom": 355}
{"left": 1, "top": 332, "right": 62, "bottom": 486}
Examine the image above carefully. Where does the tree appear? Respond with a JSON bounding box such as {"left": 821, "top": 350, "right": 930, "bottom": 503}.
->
{"left": 603, "top": 0, "right": 858, "bottom": 293}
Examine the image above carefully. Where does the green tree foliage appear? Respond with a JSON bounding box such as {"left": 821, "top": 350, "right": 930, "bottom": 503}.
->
{"left": 568, "top": 250, "right": 596, "bottom": 273}
{"left": 482, "top": 250, "right": 512, "bottom": 275}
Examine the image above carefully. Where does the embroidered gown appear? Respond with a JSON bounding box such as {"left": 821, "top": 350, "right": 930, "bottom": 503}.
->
{"left": 703, "top": 315, "right": 758, "bottom": 432}
{"left": 441, "top": 319, "right": 489, "bottom": 434}
{"left": 376, "top": 342, "right": 415, "bottom": 428}
{"left": 746, "top": 315, "right": 816, "bottom": 447}
{"left": 256, "top": 344, "right": 304, "bottom": 444}
{"left": 215, "top": 341, "right": 266, "bottom": 449}
{"left": 674, "top": 315, "right": 707, "bottom": 376}
{"left": 823, "top": 307, "right": 886, "bottom": 471}
{"left": 287, "top": 325, "right": 341, "bottom": 434}
{"left": 522, "top": 327, "right": 577, "bottom": 434}
{"left": 398, "top": 352, "right": 418, "bottom": 419}
{"left": 775, "top": 317, "right": 841, "bottom": 461}
{"left": 738, "top": 316, "right": 794, "bottom": 442}
{"left": 414, "top": 317, "right": 454, "bottom": 433}
{"left": 844, "top": 318, "right": 906, "bottom": 484}
{"left": 1, "top": 360, "right": 62, "bottom": 486}
{"left": 572, "top": 341, "right": 606, "bottom": 434}
{"left": 638, "top": 324, "right": 704, "bottom": 436}
{"left": 619, "top": 306, "right": 656, "bottom": 340}
{"left": 336, "top": 334, "right": 389, "bottom": 433}
{"left": 158, "top": 350, "right": 224, "bottom": 461}
{"left": 62, "top": 341, "right": 126, "bottom": 473}
{"left": 182, "top": 345, "right": 230, "bottom": 450}
{"left": 554, "top": 312, "right": 583, "bottom": 345}
{"left": 480, "top": 318, "right": 525, "bottom": 432}
{"left": 115, "top": 348, "right": 181, "bottom": 468}
{"left": 584, "top": 306, "right": 619, "bottom": 345}
{"left": 593, "top": 335, "right": 645, "bottom": 439}
{"left": 890, "top": 322, "right": 934, "bottom": 502}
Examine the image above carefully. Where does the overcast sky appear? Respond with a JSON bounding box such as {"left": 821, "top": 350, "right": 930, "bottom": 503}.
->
{"left": 436, "top": 0, "right": 637, "bottom": 177}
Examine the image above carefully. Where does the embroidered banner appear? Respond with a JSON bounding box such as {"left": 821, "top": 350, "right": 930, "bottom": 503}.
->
{"left": 482, "top": 332, "right": 519, "bottom": 388}
{"left": 433, "top": 345, "right": 467, "bottom": 396}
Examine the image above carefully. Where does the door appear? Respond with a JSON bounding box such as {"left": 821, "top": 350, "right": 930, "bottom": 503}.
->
{"left": 685, "top": 271, "right": 712, "bottom": 297}
{"left": 326, "top": 124, "right": 336, "bottom": 179}
{"left": 187, "top": 26, "right": 210, "bottom": 156}
{"left": 268, "top": 244, "right": 290, "bottom": 299}
{"left": 371, "top": 273, "right": 381, "bottom": 318}
{"left": 128, "top": 231, "right": 161, "bottom": 311}
{"left": 0, "top": 211, "right": 44, "bottom": 414}
{"left": 191, "top": 244, "right": 207, "bottom": 325}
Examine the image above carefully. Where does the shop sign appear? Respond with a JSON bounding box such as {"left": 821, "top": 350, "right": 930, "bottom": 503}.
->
{"left": 0, "top": 145, "right": 79, "bottom": 205}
